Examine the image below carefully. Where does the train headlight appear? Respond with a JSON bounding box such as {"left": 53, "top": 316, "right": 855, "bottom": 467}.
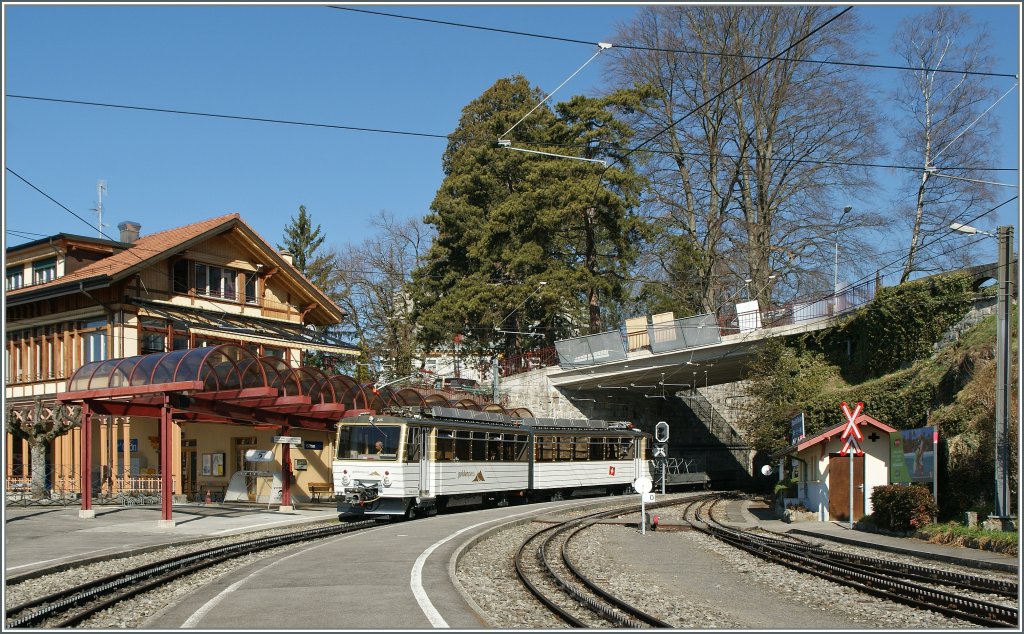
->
{"left": 382, "top": 471, "right": 392, "bottom": 487}
{"left": 341, "top": 471, "right": 351, "bottom": 486}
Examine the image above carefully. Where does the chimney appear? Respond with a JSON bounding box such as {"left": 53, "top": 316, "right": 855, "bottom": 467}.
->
{"left": 118, "top": 221, "right": 141, "bottom": 243}
{"left": 279, "top": 250, "right": 294, "bottom": 266}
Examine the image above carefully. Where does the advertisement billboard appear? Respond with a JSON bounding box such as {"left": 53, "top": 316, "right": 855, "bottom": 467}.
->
{"left": 890, "top": 426, "right": 935, "bottom": 483}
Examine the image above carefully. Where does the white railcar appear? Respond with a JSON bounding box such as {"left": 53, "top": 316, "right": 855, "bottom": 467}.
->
{"left": 333, "top": 406, "right": 650, "bottom": 520}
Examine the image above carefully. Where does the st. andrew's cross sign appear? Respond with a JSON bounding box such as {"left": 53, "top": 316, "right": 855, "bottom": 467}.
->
{"left": 840, "top": 401, "right": 864, "bottom": 456}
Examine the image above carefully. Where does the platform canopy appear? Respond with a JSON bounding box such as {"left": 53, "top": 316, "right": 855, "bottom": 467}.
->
{"left": 61, "top": 344, "right": 513, "bottom": 431}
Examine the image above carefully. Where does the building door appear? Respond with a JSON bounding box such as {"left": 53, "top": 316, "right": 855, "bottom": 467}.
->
{"left": 234, "top": 437, "right": 258, "bottom": 501}
{"left": 828, "top": 453, "right": 865, "bottom": 521}
{"left": 181, "top": 438, "right": 198, "bottom": 500}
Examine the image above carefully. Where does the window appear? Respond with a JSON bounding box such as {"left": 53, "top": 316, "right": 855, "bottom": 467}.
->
{"left": 140, "top": 317, "right": 168, "bottom": 355}
{"left": 192, "top": 262, "right": 238, "bottom": 300}
{"left": 83, "top": 330, "right": 107, "bottom": 363}
{"left": 244, "top": 274, "right": 258, "bottom": 304}
{"left": 6, "top": 266, "right": 24, "bottom": 290}
{"left": 32, "top": 258, "right": 57, "bottom": 285}
{"left": 172, "top": 260, "right": 190, "bottom": 293}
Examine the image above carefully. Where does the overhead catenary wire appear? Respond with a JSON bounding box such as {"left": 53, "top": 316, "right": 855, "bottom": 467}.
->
{"left": 6, "top": 94, "right": 1015, "bottom": 175}
{"left": 329, "top": 5, "right": 1019, "bottom": 79}
{"left": 499, "top": 43, "right": 610, "bottom": 142}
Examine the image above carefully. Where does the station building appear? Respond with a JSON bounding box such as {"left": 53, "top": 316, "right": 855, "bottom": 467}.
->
{"left": 4, "top": 213, "right": 361, "bottom": 504}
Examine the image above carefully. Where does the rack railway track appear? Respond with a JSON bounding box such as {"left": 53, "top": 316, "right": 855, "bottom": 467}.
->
{"left": 686, "top": 495, "right": 1018, "bottom": 628}
{"left": 514, "top": 497, "right": 693, "bottom": 628}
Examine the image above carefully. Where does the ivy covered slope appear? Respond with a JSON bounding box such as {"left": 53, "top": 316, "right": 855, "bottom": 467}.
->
{"left": 742, "top": 273, "right": 1019, "bottom": 519}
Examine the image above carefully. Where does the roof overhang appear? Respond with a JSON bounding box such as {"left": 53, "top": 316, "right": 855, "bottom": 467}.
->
{"left": 769, "top": 413, "right": 896, "bottom": 460}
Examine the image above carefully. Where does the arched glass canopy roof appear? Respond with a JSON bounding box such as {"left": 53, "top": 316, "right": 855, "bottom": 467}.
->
{"left": 63, "top": 345, "right": 529, "bottom": 429}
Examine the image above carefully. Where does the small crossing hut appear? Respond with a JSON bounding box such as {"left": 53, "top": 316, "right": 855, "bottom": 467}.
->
{"left": 769, "top": 411, "right": 896, "bottom": 523}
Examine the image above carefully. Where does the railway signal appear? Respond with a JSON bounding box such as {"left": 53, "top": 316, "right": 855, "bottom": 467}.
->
{"left": 634, "top": 476, "right": 653, "bottom": 535}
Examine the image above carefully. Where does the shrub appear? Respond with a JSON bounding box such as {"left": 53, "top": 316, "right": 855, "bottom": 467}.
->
{"left": 870, "top": 484, "right": 938, "bottom": 532}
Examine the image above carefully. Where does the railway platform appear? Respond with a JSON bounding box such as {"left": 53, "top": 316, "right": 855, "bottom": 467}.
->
{"left": 725, "top": 497, "right": 1019, "bottom": 573}
{"left": 3, "top": 500, "right": 339, "bottom": 582}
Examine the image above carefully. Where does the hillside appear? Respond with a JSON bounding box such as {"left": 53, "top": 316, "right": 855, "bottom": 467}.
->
{"left": 739, "top": 273, "right": 1018, "bottom": 521}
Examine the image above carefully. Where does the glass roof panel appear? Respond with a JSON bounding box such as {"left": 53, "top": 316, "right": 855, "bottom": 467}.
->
{"left": 129, "top": 353, "right": 165, "bottom": 387}
{"left": 152, "top": 349, "right": 192, "bottom": 385}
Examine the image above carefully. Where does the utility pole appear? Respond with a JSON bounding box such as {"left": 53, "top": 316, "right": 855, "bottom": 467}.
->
{"left": 951, "top": 222, "right": 1014, "bottom": 526}
{"left": 93, "top": 180, "right": 107, "bottom": 238}
{"left": 994, "top": 225, "right": 1012, "bottom": 524}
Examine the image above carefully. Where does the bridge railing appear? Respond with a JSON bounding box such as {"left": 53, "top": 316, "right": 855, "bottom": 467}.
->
{"left": 554, "top": 279, "right": 877, "bottom": 368}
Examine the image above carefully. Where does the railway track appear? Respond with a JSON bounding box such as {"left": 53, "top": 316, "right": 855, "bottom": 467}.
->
{"left": 4, "top": 519, "right": 377, "bottom": 629}
{"left": 514, "top": 497, "right": 694, "bottom": 628}
{"left": 686, "top": 495, "right": 1019, "bottom": 628}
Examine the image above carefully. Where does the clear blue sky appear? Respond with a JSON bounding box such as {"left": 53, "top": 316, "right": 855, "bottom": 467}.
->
{"left": 4, "top": 3, "right": 1020, "bottom": 274}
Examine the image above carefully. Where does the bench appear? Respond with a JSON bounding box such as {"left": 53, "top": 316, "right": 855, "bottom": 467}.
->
{"left": 308, "top": 482, "right": 333, "bottom": 502}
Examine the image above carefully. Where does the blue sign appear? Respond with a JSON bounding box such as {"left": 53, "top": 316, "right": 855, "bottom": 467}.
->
{"left": 116, "top": 438, "right": 139, "bottom": 453}
{"left": 790, "top": 413, "right": 805, "bottom": 445}
{"left": 304, "top": 441, "right": 323, "bottom": 450}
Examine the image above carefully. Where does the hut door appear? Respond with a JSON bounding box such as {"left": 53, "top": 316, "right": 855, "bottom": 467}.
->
{"left": 828, "top": 453, "right": 865, "bottom": 521}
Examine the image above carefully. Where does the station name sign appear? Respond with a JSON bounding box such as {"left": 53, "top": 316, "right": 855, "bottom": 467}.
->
{"left": 272, "top": 436, "right": 302, "bottom": 445}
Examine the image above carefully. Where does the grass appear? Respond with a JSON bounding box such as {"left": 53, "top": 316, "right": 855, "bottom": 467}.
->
{"left": 916, "top": 521, "right": 1019, "bottom": 556}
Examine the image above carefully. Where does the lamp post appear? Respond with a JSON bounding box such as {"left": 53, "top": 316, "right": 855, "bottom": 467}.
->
{"left": 950, "top": 222, "right": 1014, "bottom": 524}
{"left": 834, "top": 206, "right": 853, "bottom": 310}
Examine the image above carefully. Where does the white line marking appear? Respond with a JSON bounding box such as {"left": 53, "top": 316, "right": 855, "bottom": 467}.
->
{"left": 180, "top": 526, "right": 388, "bottom": 628}
{"left": 411, "top": 505, "right": 564, "bottom": 628}
{"left": 210, "top": 518, "right": 307, "bottom": 535}
{"left": 7, "top": 546, "right": 125, "bottom": 571}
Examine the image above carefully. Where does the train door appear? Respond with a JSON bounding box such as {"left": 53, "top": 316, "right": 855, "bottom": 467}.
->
{"left": 418, "top": 427, "right": 432, "bottom": 496}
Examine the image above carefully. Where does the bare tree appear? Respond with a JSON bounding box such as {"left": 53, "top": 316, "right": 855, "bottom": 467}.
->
{"left": 5, "top": 397, "right": 81, "bottom": 499}
{"left": 607, "top": 5, "right": 884, "bottom": 313}
{"left": 325, "top": 211, "right": 432, "bottom": 382}
{"left": 892, "top": 7, "right": 1000, "bottom": 283}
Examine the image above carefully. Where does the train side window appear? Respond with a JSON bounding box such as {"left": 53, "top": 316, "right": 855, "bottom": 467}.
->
{"left": 589, "top": 437, "right": 604, "bottom": 460}
{"left": 471, "top": 432, "right": 487, "bottom": 461}
{"left": 515, "top": 435, "right": 529, "bottom": 462}
{"left": 436, "top": 431, "right": 454, "bottom": 461}
{"left": 620, "top": 438, "right": 636, "bottom": 459}
{"left": 487, "top": 433, "right": 502, "bottom": 461}
{"left": 536, "top": 436, "right": 554, "bottom": 462}
{"left": 557, "top": 436, "right": 572, "bottom": 461}
{"left": 405, "top": 427, "right": 421, "bottom": 463}
{"left": 455, "top": 431, "right": 471, "bottom": 461}
{"left": 574, "top": 437, "right": 590, "bottom": 460}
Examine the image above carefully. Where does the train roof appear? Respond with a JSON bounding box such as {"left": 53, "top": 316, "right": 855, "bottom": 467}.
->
{"left": 340, "top": 406, "right": 646, "bottom": 434}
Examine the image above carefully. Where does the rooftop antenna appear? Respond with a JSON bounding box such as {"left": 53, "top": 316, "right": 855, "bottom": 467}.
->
{"left": 92, "top": 180, "right": 108, "bottom": 238}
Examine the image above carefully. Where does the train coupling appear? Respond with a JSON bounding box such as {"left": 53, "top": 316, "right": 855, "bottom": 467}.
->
{"left": 342, "top": 480, "right": 380, "bottom": 505}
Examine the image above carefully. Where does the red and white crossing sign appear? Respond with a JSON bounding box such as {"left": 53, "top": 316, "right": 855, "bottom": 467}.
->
{"left": 840, "top": 401, "right": 864, "bottom": 442}
{"left": 840, "top": 436, "right": 864, "bottom": 457}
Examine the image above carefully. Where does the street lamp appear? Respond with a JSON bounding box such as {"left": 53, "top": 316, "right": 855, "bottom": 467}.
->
{"left": 834, "top": 206, "right": 853, "bottom": 307}
{"left": 951, "top": 222, "right": 1014, "bottom": 525}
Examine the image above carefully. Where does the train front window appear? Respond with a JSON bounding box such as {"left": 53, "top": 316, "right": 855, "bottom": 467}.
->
{"left": 337, "top": 424, "right": 402, "bottom": 460}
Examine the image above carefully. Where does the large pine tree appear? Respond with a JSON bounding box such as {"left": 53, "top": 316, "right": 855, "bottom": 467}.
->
{"left": 410, "top": 75, "right": 643, "bottom": 360}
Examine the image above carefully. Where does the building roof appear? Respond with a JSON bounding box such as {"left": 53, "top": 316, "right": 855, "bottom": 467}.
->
{"left": 5, "top": 213, "right": 344, "bottom": 324}
{"left": 769, "top": 412, "right": 896, "bottom": 460}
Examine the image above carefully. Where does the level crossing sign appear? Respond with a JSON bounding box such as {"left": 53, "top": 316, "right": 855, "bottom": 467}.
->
{"left": 839, "top": 401, "right": 864, "bottom": 456}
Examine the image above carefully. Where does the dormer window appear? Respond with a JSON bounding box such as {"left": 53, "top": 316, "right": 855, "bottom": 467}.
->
{"left": 32, "top": 258, "right": 57, "bottom": 285}
{"left": 172, "top": 258, "right": 257, "bottom": 304}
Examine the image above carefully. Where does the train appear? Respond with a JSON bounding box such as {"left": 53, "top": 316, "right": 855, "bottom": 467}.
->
{"left": 333, "top": 405, "right": 652, "bottom": 520}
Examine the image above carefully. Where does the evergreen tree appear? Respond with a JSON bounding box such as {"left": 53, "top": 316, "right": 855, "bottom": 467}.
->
{"left": 410, "top": 75, "right": 643, "bottom": 360}
{"left": 279, "top": 205, "right": 339, "bottom": 370}
{"left": 279, "top": 205, "right": 332, "bottom": 289}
